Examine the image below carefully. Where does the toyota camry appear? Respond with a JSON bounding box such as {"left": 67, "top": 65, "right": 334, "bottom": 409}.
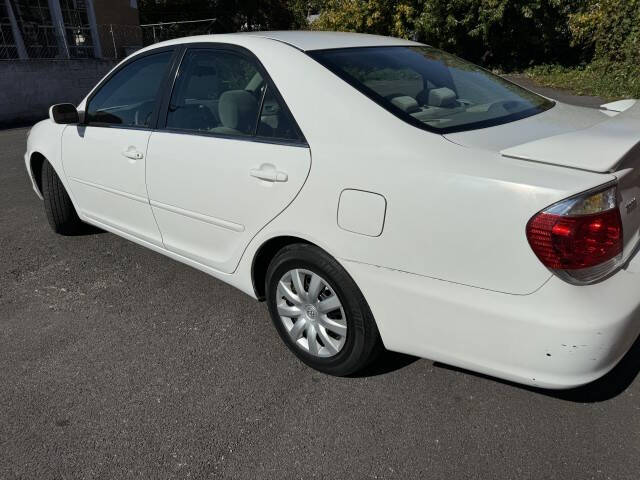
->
{"left": 25, "top": 31, "right": 640, "bottom": 389}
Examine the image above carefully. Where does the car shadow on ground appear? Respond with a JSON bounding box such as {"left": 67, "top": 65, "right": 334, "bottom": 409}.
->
{"left": 63, "top": 224, "right": 106, "bottom": 236}
{"left": 350, "top": 350, "right": 421, "bottom": 377}
{"left": 434, "top": 334, "right": 640, "bottom": 403}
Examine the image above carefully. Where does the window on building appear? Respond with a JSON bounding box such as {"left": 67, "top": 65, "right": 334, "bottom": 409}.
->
{"left": 6, "top": 0, "right": 95, "bottom": 59}
{"left": 12, "top": 0, "right": 59, "bottom": 59}
{"left": 0, "top": 0, "right": 19, "bottom": 59}
{"left": 59, "top": 0, "right": 94, "bottom": 58}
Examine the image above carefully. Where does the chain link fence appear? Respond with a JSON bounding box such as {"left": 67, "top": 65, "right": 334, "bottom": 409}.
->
{"left": 1, "top": 16, "right": 221, "bottom": 61}
{"left": 97, "top": 18, "right": 219, "bottom": 60}
{"left": 140, "top": 18, "right": 218, "bottom": 46}
{"left": 97, "top": 23, "right": 141, "bottom": 59}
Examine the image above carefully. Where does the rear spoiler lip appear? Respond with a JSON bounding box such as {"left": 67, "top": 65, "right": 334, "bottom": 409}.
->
{"left": 501, "top": 99, "right": 640, "bottom": 173}
{"left": 600, "top": 99, "right": 637, "bottom": 114}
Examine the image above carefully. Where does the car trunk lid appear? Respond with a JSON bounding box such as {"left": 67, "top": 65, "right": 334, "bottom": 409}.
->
{"left": 500, "top": 100, "right": 640, "bottom": 173}
{"left": 448, "top": 99, "right": 640, "bottom": 268}
{"left": 445, "top": 100, "right": 640, "bottom": 173}
{"left": 496, "top": 100, "right": 640, "bottom": 263}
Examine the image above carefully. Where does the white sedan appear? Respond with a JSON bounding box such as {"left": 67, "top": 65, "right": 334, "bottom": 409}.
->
{"left": 25, "top": 31, "right": 640, "bottom": 389}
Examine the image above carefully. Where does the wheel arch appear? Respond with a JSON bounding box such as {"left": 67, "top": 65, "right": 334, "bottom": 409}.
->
{"left": 251, "top": 235, "right": 314, "bottom": 301}
{"left": 29, "top": 151, "right": 47, "bottom": 198}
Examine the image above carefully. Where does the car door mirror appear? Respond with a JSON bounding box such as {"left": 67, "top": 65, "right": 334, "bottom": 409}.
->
{"left": 49, "top": 103, "right": 79, "bottom": 124}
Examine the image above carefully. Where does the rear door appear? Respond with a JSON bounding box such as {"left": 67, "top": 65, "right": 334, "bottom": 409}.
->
{"left": 62, "top": 48, "right": 177, "bottom": 245}
{"left": 146, "top": 45, "right": 311, "bottom": 273}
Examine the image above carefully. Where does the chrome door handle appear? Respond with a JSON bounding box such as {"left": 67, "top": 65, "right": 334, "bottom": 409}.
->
{"left": 250, "top": 167, "right": 288, "bottom": 182}
{"left": 122, "top": 149, "right": 144, "bottom": 160}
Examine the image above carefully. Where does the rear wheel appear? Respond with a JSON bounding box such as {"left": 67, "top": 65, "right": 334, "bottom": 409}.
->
{"left": 265, "top": 244, "right": 382, "bottom": 376}
{"left": 41, "top": 161, "right": 83, "bottom": 235}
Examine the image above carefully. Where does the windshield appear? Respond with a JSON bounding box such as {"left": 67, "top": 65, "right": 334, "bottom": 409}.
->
{"left": 309, "top": 46, "right": 554, "bottom": 134}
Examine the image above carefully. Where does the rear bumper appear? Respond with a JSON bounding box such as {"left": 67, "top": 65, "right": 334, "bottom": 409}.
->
{"left": 343, "top": 258, "right": 640, "bottom": 389}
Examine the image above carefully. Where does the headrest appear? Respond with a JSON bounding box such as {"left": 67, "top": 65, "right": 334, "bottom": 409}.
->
{"left": 390, "top": 96, "right": 420, "bottom": 114}
{"left": 428, "top": 87, "right": 457, "bottom": 107}
{"left": 218, "top": 90, "right": 258, "bottom": 132}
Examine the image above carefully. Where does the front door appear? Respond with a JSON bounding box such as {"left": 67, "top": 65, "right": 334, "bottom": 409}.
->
{"left": 62, "top": 49, "right": 175, "bottom": 246}
{"left": 146, "top": 47, "right": 311, "bottom": 273}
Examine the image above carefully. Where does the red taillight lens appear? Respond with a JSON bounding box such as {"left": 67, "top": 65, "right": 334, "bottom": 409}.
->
{"left": 526, "top": 209, "right": 622, "bottom": 269}
{"left": 526, "top": 184, "right": 623, "bottom": 284}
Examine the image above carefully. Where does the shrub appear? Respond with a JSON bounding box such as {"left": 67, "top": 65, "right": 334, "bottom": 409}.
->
{"left": 311, "top": 0, "right": 420, "bottom": 38}
{"left": 415, "top": 0, "right": 581, "bottom": 70}
{"left": 313, "top": 1, "right": 582, "bottom": 70}
{"left": 569, "top": 0, "right": 640, "bottom": 65}
{"left": 528, "top": 61, "right": 640, "bottom": 99}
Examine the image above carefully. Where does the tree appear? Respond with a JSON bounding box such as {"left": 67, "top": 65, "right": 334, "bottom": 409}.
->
{"left": 569, "top": 0, "right": 640, "bottom": 64}
{"left": 312, "top": 0, "right": 420, "bottom": 38}
{"left": 415, "top": 0, "right": 579, "bottom": 69}
{"left": 313, "top": 0, "right": 583, "bottom": 69}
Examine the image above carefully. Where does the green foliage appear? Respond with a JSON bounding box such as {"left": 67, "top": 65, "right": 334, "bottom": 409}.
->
{"left": 569, "top": 0, "right": 640, "bottom": 65}
{"left": 138, "top": 0, "right": 639, "bottom": 98}
{"left": 314, "top": 1, "right": 582, "bottom": 70}
{"left": 311, "top": 0, "right": 420, "bottom": 38}
{"left": 528, "top": 0, "right": 640, "bottom": 99}
{"left": 416, "top": 0, "right": 580, "bottom": 69}
{"left": 288, "top": 0, "right": 326, "bottom": 26}
{"left": 527, "top": 61, "right": 640, "bottom": 99}
{"left": 313, "top": 0, "right": 639, "bottom": 97}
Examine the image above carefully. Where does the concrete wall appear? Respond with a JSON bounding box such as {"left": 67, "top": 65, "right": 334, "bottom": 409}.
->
{"left": 0, "top": 59, "right": 116, "bottom": 128}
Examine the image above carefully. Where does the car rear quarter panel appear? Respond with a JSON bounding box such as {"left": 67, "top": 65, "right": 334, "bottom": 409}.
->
{"left": 243, "top": 40, "right": 617, "bottom": 295}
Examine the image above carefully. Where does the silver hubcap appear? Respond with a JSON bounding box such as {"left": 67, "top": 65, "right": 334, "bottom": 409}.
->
{"left": 276, "top": 269, "right": 347, "bottom": 358}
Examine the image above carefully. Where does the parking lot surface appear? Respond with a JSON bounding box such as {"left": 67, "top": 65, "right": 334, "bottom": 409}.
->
{"left": 1, "top": 83, "right": 640, "bottom": 479}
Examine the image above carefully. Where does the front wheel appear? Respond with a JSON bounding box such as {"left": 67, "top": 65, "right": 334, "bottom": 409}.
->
{"left": 265, "top": 244, "right": 382, "bottom": 376}
{"left": 41, "top": 161, "right": 83, "bottom": 235}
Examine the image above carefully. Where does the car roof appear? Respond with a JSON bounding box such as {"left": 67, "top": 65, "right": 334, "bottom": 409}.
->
{"left": 239, "top": 31, "right": 422, "bottom": 51}
{"left": 145, "top": 31, "right": 421, "bottom": 53}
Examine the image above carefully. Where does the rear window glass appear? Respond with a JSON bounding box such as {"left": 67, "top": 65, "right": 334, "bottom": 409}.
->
{"left": 309, "top": 46, "right": 554, "bottom": 134}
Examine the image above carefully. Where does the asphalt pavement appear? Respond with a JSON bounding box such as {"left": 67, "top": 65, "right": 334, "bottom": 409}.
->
{"left": 1, "top": 82, "right": 639, "bottom": 479}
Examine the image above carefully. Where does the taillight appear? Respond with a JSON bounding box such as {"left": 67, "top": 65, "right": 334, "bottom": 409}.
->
{"left": 526, "top": 184, "right": 622, "bottom": 284}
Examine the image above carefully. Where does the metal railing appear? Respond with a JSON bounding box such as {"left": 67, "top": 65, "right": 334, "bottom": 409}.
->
{"left": 1, "top": 18, "right": 221, "bottom": 60}
{"left": 97, "top": 23, "right": 142, "bottom": 59}
{"left": 99, "top": 18, "right": 219, "bottom": 60}
{"left": 140, "top": 18, "right": 218, "bottom": 47}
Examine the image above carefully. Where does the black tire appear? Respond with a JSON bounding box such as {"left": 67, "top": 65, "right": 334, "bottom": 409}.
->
{"left": 265, "top": 243, "right": 383, "bottom": 376}
{"left": 41, "top": 161, "right": 83, "bottom": 235}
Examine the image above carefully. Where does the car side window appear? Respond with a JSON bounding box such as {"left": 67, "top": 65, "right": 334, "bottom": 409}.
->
{"left": 166, "top": 49, "right": 264, "bottom": 136}
{"left": 256, "top": 84, "right": 301, "bottom": 142}
{"left": 86, "top": 51, "right": 173, "bottom": 128}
